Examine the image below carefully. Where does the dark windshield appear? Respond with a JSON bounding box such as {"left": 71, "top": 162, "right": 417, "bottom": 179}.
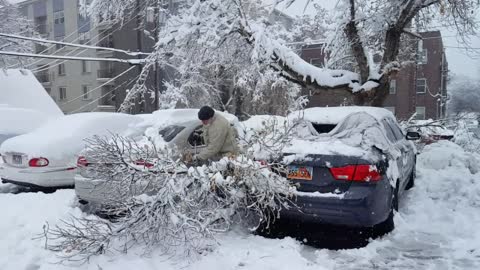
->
{"left": 158, "top": 125, "right": 185, "bottom": 142}
{"left": 311, "top": 123, "right": 337, "bottom": 134}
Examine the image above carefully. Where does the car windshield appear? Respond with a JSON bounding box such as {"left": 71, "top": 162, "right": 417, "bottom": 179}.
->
{"left": 311, "top": 123, "right": 337, "bottom": 134}
{"left": 159, "top": 125, "right": 185, "bottom": 142}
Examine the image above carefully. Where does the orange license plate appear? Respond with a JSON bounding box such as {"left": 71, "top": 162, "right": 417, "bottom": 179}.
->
{"left": 287, "top": 165, "right": 313, "bottom": 180}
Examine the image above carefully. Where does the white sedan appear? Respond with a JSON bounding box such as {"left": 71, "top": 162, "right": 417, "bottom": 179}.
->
{"left": 0, "top": 112, "right": 143, "bottom": 188}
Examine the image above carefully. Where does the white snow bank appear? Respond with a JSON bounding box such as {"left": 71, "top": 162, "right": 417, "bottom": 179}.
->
{"left": 0, "top": 113, "right": 142, "bottom": 163}
{"left": 0, "top": 69, "right": 63, "bottom": 116}
{"left": 289, "top": 106, "right": 395, "bottom": 125}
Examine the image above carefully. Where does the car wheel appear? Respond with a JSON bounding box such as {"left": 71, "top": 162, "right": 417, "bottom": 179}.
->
{"left": 375, "top": 182, "right": 398, "bottom": 234}
{"left": 405, "top": 165, "right": 416, "bottom": 190}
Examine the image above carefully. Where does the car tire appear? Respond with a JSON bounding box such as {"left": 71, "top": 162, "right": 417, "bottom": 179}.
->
{"left": 375, "top": 182, "right": 398, "bottom": 234}
{"left": 405, "top": 165, "right": 416, "bottom": 190}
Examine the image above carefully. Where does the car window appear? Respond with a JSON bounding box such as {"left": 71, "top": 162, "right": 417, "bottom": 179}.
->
{"left": 389, "top": 120, "right": 405, "bottom": 141}
{"left": 159, "top": 125, "right": 185, "bottom": 142}
{"left": 188, "top": 126, "right": 205, "bottom": 147}
{"left": 382, "top": 120, "right": 397, "bottom": 142}
{"left": 311, "top": 123, "right": 337, "bottom": 134}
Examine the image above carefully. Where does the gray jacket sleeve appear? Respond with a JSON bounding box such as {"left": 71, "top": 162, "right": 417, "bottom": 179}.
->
{"left": 196, "top": 122, "right": 228, "bottom": 160}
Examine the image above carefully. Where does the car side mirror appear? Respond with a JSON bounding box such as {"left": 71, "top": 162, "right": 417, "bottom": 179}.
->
{"left": 406, "top": 131, "right": 421, "bottom": 140}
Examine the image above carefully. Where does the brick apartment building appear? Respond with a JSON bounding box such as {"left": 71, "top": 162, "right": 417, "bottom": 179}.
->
{"left": 301, "top": 31, "right": 448, "bottom": 120}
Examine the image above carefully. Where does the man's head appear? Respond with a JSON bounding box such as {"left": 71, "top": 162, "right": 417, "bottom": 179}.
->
{"left": 198, "top": 106, "right": 215, "bottom": 125}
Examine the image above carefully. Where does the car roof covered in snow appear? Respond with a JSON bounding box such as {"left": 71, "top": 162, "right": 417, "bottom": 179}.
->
{"left": 288, "top": 106, "right": 395, "bottom": 125}
{"left": 139, "top": 109, "right": 239, "bottom": 128}
{"left": 0, "top": 112, "right": 143, "bottom": 160}
{"left": 0, "top": 105, "right": 58, "bottom": 135}
{"left": 0, "top": 69, "right": 64, "bottom": 117}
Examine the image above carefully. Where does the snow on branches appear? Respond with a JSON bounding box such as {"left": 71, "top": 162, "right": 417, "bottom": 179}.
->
{"left": 43, "top": 132, "right": 296, "bottom": 262}
{"left": 83, "top": 0, "right": 479, "bottom": 108}
{"left": 0, "top": 0, "right": 37, "bottom": 67}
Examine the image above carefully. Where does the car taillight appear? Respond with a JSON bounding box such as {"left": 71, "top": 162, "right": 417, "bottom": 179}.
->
{"left": 77, "top": 156, "right": 88, "bottom": 167}
{"left": 29, "top": 157, "right": 49, "bottom": 167}
{"left": 329, "top": 164, "right": 381, "bottom": 182}
{"left": 135, "top": 159, "right": 154, "bottom": 168}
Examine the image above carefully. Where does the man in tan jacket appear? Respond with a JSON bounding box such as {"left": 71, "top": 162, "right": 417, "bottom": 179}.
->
{"left": 194, "top": 106, "right": 239, "bottom": 161}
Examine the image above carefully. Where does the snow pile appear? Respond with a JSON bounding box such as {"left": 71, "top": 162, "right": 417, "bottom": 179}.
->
{"left": 0, "top": 69, "right": 63, "bottom": 116}
{"left": 0, "top": 113, "right": 142, "bottom": 163}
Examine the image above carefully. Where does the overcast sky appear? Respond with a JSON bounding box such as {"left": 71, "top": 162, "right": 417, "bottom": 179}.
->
{"left": 277, "top": 0, "right": 480, "bottom": 79}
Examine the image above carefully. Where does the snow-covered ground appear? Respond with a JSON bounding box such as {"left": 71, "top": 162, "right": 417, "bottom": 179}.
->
{"left": 1, "top": 141, "right": 479, "bottom": 270}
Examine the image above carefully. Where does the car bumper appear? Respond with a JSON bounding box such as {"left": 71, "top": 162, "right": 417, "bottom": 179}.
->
{"left": 0, "top": 164, "right": 75, "bottom": 188}
{"left": 75, "top": 175, "right": 143, "bottom": 206}
{"left": 281, "top": 184, "right": 392, "bottom": 227}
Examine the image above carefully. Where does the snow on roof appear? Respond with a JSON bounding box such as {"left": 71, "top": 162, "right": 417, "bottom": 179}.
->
{"left": 0, "top": 69, "right": 63, "bottom": 117}
{"left": 0, "top": 112, "right": 142, "bottom": 161}
{"left": 289, "top": 106, "right": 395, "bottom": 125}
{"left": 0, "top": 105, "right": 56, "bottom": 135}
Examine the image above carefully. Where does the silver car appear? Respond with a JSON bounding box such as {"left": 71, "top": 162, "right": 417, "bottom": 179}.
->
{"left": 75, "top": 109, "right": 238, "bottom": 208}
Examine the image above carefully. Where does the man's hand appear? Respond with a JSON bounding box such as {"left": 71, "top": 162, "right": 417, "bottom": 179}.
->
{"left": 182, "top": 152, "right": 193, "bottom": 163}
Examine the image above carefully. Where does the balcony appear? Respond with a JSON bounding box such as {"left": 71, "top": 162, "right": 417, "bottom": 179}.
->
{"left": 97, "top": 69, "right": 114, "bottom": 79}
{"left": 35, "top": 44, "right": 48, "bottom": 54}
{"left": 35, "top": 23, "right": 48, "bottom": 35}
{"left": 35, "top": 72, "right": 52, "bottom": 84}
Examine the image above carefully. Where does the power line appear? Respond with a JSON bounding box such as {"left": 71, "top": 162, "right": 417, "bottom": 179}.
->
{"left": 23, "top": 1, "right": 148, "bottom": 72}
{"left": 0, "top": 33, "right": 151, "bottom": 56}
{"left": 0, "top": 50, "right": 145, "bottom": 64}
{"left": 60, "top": 65, "right": 137, "bottom": 107}
{"left": 7, "top": 18, "right": 93, "bottom": 69}
{"left": 70, "top": 72, "right": 139, "bottom": 113}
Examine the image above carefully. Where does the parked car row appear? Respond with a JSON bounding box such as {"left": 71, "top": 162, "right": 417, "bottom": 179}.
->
{"left": 0, "top": 106, "right": 420, "bottom": 232}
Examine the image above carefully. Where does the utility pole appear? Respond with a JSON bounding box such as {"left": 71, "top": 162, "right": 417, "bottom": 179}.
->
{"left": 135, "top": 0, "right": 145, "bottom": 113}
{"left": 153, "top": 0, "right": 160, "bottom": 111}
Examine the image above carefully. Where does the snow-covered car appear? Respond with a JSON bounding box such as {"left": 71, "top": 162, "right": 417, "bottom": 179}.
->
{"left": 278, "top": 106, "right": 419, "bottom": 231}
{"left": 405, "top": 120, "right": 454, "bottom": 145}
{"left": 0, "top": 105, "right": 58, "bottom": 144}
{"left": 74, "top": 109, "right": 239, "bottom": 206}
{"left": 0, "top": 113, "right": 143, "bottom": 188}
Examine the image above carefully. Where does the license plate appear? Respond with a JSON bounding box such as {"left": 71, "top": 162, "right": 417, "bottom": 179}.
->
{"left": 287, "top": 165, "right": 313, "bottom": 180}
{"left": 12, "top": 155, "right": 22, "bottom": 165}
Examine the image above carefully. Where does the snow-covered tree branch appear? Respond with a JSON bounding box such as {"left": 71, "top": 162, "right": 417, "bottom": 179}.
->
{"left": 82, "top": 0, "right": 479, "bottom": 109}
{"left": 0, "top": 0, "right": 37, "bottom": 67}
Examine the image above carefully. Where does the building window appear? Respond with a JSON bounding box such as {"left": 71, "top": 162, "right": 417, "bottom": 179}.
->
{"left": 82, "top": 85, "right": 90, "bottom": 100}
{"left": 418, "top": 49, "right": 428, "bottom": 65}
{"left": 55, "top": 36, "right": 65, "bottom": 49}
{"left": 58, "top": 63, "right": 66, "bottom": 76}
{"left": 416, "top": 107, "right": 426, "bottom": 120}
{"left": 82, "top": 61, "right": 91, "bottom": 73}
{"left": 384, "top": 107, "right": 396, "bottom": 115}
{"left": 54, "top": 11, "right": 65, "bottom": 24}
{"left": 389, "top": 79, "right": 396, "bottom": 94}
{"left": 59, "top": 87, "right": 67, "bottom": 101}
{"left": 416, "top": 78, "right": 426, "bottom": 94}
{"left": 309, "top": 58, "right": 322, "bottom": 67}
{"left": 78, "top": 32, "right": 91, "bottom": 45}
